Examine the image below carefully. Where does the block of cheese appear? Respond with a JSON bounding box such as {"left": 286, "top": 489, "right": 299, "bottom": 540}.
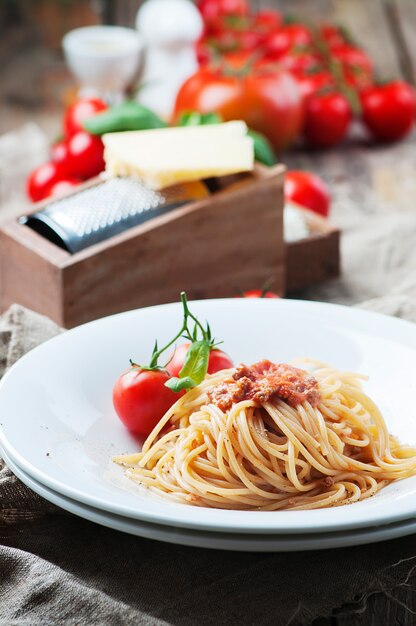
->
{"left": 103, "top": 121, "right": 254, "bottom": 190}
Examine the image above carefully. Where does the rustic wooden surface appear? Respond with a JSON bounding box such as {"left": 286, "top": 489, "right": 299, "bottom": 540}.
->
{"left": 0, "top": 1, "right": 416, "bottom": 624}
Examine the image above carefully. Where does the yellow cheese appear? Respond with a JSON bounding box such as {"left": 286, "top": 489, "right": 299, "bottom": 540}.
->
{"left": 103, "top": 122, "right": 254, "bottom": 190}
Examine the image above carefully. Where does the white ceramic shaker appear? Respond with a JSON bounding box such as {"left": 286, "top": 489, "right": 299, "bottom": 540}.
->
{"left": 135, "top": 0, "right": 203, "bottom": 119}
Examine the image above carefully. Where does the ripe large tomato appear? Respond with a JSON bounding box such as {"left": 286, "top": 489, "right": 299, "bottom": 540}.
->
{"left": 63, "top": 98, "right": 107, "bottom": 137}
{"left": 113, "top": 368, "right": 181, "bottom": 437}
{"left": 166, "top": 343, "right": 234, "bottom": 378}
{"left": 361, "top": 81, "right": 415, "bottom": 142}
{"left": 304, "top": 91, "right": 351, "bottom": 148}
{"left": 285, "top": 171, "right": 331, "bottom": 217}
{"left": 174, "top": 66, "right": 304, "bottom": 153}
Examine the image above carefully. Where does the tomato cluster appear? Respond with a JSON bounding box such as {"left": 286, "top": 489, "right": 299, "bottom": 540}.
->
{"left": 113, "top": 293, "right": 234, "bottom": 438}
{"left": 26, "top": 98, "right": 107, "bottom": 203}
{"left": 181, "top": 0, "right": 415, "bottom": 151}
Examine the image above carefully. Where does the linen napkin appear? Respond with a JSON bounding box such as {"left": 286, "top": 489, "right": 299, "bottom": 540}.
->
{"left": 1, "top": 303, "right": 416, "bottom": 625}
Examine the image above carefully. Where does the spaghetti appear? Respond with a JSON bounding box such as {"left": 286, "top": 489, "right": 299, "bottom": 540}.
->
{"left": 113, "top": 360, "right": 416, "bottom": 510}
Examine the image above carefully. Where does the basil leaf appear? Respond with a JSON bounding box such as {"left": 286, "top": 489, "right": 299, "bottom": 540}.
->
{"left": 83, "top": 102, "right": 166, "bottom": 135}
{"left": 165, "top": 376, "right": 196, "bottom": 392}
{"left": 247, "top": 129, "right": 277, "bottom": 166}
{"left": 178, "top": 111, "right": 223, "bottom": 127}
{"left": 179, "top": 340, "right": 210, "bottom": 385}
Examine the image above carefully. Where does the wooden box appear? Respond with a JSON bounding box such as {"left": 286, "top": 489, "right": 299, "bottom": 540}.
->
{"left": 286, "top": 206, "right": 341, "bottom": 293}
{"left": 0, "top": 166, "right": 286, "bottom": 328}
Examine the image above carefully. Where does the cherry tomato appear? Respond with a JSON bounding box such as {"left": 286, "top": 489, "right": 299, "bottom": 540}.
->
{"left": 331, "top": 45, "right": 373, "bottom": 90}
{"left": 197, "top": 0, "right": 248, "bottom": 32}
{"left": 278, "top": 51, "right": 322, "bottom": 75}
{"left": 66, "top": 131, "right": 105, "bottom": 179}
{"left": 253, "top": 10, "right": 282, "bottom": 34}
{"left": 166, "top": 343, "right": 234, "bottom": 378}
{"left": 285, "top": 171, "right": 331, "bottom": 217}
{"left": 205, "top": 23, "right": 261, "bottom": 54}
{"left": 263, "top": 25, "right": 313, "bottom": 60}
{"left": 174, "top": 66, "right": 303, "bottom": 153}
{"left": 196, "top": 37, "right": 212, "bottom": 65}
{"left": 113, "top": 368, "right": 181, "bottom": 437}
{"left": 26, "top": 161, "right": 67, "bottom": 202}
{"left": 243, "top": 290, "right": 280, "bottom": 298}
{"left": 319, "top": 24, "right": 347, "bottom": 49}
{"left": 50, "top": 140, "right": 73, "bottom": 176}
{"left": 361, "top": 81, "right": 416, "bottom": 142}
{"left": 63, "top": 98, "right": 107, "bottom": 137}
{"left": 47, "top": 178, "right": 81, "bottom": 199}
{"left": 304, "top": 91, "right": 351, "bottom": 149}
{"left": 294, "top": 71, "right": 334, "bottom": 101}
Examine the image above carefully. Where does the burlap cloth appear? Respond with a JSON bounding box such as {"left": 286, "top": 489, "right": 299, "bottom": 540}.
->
{"left": 2, "top": 209, "right": 416, "bottom": 624}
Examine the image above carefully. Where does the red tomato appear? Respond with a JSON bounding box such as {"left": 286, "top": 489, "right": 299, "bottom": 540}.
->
{"left": 263, "top": 25, "right": 313, "bottom": 60}
{"left": 285, "top": 171, "right": 331, "bottom": 217}
{"left": 174, "top": 66, "right": 304, "bottom": 153}
{"left": 304, "top": 92, "right": 351, "bottom": 148}
{"left": 48, "top": 178, "right": 81, "bottom": 199}
{"left": 63, "top": 97, "right": 107, "bottom": 137}
{"left": 66, "top": 131, "right": 105, "bottom": 179}
{"left": 294, "top": 71, "right": 334, "bottom": 101}
{"left": 278, "top": 51, "right": 322, "bottom": 75}
{"left": 197, "top": 0, "right": 248, "bottom": 30}
{"left": 26, "top": 162, "right": 66, "bottom": 202}
{"left": 50, "top": 140, "right": 73, "bottom": 177}
{"left": 319, "top": 24, "right": 347, "bottom": 49}
{"left": 196, "top": 37, "right": 212, "bottom": 65}
{"left": 166, "top": 343, "right": 234, "bottom": 378}
{"left": 361, "top": 81, "right": 416, "bottom": 142}
{"left": 243, "top": 290, "right": 280, "bottom": 298}
{"left": 113, "top": 368, "right": 181, "bottom": 437}
{"left": 331, "top": 45, "right": 373, "bottom": 90}
{"left": 206, "top": 24, "right": 261, "bottom": 54}
{"left": 253, "top": 10, "right": 282, "bottom": 34}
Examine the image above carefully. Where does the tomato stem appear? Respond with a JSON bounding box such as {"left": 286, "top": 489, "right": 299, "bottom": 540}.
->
{"left": 131, "top": 291, "right": 217, "bottom": 371}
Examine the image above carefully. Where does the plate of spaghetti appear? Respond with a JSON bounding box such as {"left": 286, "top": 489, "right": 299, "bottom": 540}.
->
{"left": 1, "top": 297, "right": 416, "bottom": 546}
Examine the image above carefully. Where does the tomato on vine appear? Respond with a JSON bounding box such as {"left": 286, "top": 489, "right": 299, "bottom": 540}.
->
{"left": 64, "top": 97, "right": 107, "bottom": 137}
{"left": 113, "top": 293, "right": 233, "bottom": 437}
{"left": 113, "top": 368, "right": 182, "bottom": 437}
{"left": 304, "top": 91, "right": 351, "bottom": 148}
{"left": 361, "top": 81, "right": 415, "bottom": 142}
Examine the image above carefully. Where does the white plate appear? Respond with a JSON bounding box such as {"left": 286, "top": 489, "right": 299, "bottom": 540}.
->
{"left": 1, "top": 299, "right": 416, "bottom": 534}
{"left": 4, "top": 448, "right": 416, "bottom": 552}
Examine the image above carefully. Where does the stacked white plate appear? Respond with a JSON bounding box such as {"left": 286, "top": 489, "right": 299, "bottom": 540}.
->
{"left": 1, "top": 299, "right": 416, "bottom": 552}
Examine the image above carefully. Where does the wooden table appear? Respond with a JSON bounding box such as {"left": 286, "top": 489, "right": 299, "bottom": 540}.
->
{"left": 0, "top": 1, "right": 416, "bottom": 624}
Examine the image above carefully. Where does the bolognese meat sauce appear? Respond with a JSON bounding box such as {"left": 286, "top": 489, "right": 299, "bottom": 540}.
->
{"left": 208, "top": 359, "right": 321, "bottom": 410}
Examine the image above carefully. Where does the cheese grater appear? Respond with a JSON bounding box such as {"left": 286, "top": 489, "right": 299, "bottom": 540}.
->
{"left": 21, "top": 177, "right": 209, "bottom": 254}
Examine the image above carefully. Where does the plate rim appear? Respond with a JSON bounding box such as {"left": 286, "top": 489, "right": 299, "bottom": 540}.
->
{"left": 4, "top": 448, "right": 416, "bottom": 553}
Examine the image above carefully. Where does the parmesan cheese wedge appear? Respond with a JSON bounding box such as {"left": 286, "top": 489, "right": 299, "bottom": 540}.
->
{"left": 103, "top": 121, "right": 254, "bottom": 190}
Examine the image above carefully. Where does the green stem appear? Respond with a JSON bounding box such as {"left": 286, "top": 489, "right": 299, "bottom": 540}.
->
{"left": 181, "top": 292, "right": 206, "bottom": 338}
